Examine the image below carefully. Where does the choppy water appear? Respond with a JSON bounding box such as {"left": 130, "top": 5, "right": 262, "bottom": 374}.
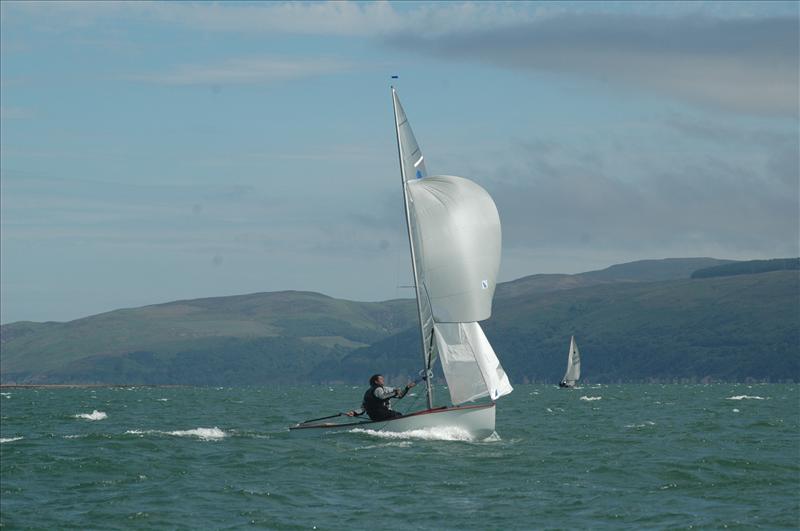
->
{"left": 1, "top": 384, "right": 798, "bottom": 529}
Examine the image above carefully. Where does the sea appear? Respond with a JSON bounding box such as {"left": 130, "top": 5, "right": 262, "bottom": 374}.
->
{"left": 1, "top": 384, "right": 798, "bottom": 529}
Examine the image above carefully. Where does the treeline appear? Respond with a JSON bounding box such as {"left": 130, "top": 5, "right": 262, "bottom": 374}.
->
{"left": 691, "top": 258, "right": 799, "bottom": 279}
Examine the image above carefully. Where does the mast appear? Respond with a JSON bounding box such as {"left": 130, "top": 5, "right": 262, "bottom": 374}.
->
{"left": 391, "top": 86, "right": 434, "bottom": 409}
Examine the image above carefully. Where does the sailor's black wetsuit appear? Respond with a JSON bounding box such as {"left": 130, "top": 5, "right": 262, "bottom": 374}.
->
{"left": 361, "top": 384, "right": 406, "bottom": 421}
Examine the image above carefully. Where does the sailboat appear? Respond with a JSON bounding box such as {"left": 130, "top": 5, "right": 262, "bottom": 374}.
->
{"left": 559, "top": 336, "right": 581, "bottom": 388}
{"left": 290, "top": 88, "right": 513, "bottom": 439}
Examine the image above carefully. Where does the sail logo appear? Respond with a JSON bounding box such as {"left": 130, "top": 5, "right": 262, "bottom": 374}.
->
{"left": 481, "top": 280, "right": 488, "bottom": 290}
{"left": 413, "top": 155, "right": 425, "bottom": 179}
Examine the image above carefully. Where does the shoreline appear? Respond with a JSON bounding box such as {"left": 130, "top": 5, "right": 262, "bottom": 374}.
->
{"left": 0, "top": 384, "right": 188, "bottom": 389}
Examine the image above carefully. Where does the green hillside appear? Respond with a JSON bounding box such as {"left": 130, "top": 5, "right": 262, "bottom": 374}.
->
{"left": 490, "top": 270, "right": 798, "bottom": 383}
{"left": 1, "top": 259, "right": 797, "bottom": 385}
{"left": 324, "top": 270, "right": 799, "bottom": 384}
{"left": 691, "top": 258, "right": 799, "bottom": 279}
{"left": 581, "top": 257, "right": 734, "bottom": 282}
{"left": 494, "top": 257, "right": 732, "bottom": 299}
{"left": 0, "top": 291, "right": 416, "bottom": 384}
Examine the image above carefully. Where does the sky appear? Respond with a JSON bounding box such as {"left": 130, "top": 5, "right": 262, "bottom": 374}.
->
{"left": 1, "top": 1, "right": 798, "bottom": 324}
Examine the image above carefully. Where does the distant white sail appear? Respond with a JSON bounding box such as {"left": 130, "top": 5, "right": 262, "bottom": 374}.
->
{"left": 561, "top": 336, "right": 581, "bottom": 386}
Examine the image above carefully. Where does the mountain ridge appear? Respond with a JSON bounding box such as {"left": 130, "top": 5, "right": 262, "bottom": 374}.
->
{"left": 2, "top": 257, "right": 797, "bottom": 384}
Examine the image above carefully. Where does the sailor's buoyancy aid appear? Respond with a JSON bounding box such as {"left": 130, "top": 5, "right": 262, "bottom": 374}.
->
{"left": 363, "top": 385, "right": 394, "bottom": 419}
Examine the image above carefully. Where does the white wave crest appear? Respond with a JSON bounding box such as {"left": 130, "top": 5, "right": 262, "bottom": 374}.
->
{"left": 351, "top": 426, "right": 475, "bottom": 442}
{"left": 732, "top": 408, "right": 740, "bottom": 413}
{"left": 1, "top": 436, "right": 23, "bottom": 443}
{"left": 156, "top": 398, "right": 169, "bottom": 402}
{"left": 580, "top": 396, "right": 602, "bottom": 401}
{"left": 167, "top": 427, "right": 227, "bottom": 440}
{"left": 625, "top": 421, "right": 656, "bottom": 428}
{"left": 1, "top": 392, "right": 11, "bottom": 398}
{"left": 357, "top": 441, "right": 414, "bottom": 449}
{"left": 75, "top": 410, "right": 107, "bottom": 421}
{"left": 482, "top": 431, "right": 502, "bottom": 442}
{"left": 126, "top": 427, "right": 227, "bottom": 441}
{"left": 726, "top": 395, "right": 765, "bottom": 400}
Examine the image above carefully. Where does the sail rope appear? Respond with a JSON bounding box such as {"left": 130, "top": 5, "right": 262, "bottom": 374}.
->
{"left": 403, "top": 384, "right": 425, "bottom": 412}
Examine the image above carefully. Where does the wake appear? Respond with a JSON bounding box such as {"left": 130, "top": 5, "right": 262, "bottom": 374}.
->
{"left": 351, "top": 426, "right": 492, "bottom": 442}
{"left": 125, "top": 427, "right": 227, "bottom": 441}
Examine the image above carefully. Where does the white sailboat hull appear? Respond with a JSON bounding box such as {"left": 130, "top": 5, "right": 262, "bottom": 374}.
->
{"left": 290, "top": 403, "right": 496, "bottom": 440}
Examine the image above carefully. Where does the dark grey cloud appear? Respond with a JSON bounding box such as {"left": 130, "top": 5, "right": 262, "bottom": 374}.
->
{"left": 390, "top": 14, "right": 799, "bottom": 116}
{"left": 664, "top": 115, "right": 800, "bottom": 190}
{"left": 485, "top": 129, "right": 799, "bottom": 262}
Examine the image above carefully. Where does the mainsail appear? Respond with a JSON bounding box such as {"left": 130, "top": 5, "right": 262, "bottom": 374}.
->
{"left": 562, "top": 336, "right": 581, "bottom": 385}
{"left": 393, "top": 91, "right": 428, "bottom": 182}
{"left": 392, "top": 87, "right": 512, "bottom": 407}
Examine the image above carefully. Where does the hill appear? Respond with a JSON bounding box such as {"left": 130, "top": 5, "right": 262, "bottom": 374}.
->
{"left": 325, "top": 270, "right": 799, "bottom": 384}
{"left": 691, "top": 258, "right": 799, "bottom": 279}
{"left": 0, "top": 291, "right": 416, "bottom": 384}
{"left": 494, "top": 257, "right": 732, "bottom": 299}
{"left": 1, "top": 258, "right": 797, "bottom": 384}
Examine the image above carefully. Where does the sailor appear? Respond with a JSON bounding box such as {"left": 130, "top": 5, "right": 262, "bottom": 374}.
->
{"left": 345, "top": 374, "right": 416, "bottom": 421}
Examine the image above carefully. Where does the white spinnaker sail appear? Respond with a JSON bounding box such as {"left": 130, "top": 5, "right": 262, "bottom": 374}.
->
{"left": 563, "top": 336, "right": 581, "bottom": 384}
{"left": 405, "top": 172, "right": 510, "bottom": 404}
{"left": 434, "top": 322, "right": 513, "bottom": 405}
{"left": 407, "top": 176, "right": 501, "bottom": 323}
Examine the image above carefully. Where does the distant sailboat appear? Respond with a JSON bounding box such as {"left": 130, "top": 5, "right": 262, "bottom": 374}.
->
{"left": 559, "top": 336, "right": 581, "bottom": 388}
{"left": 290, "top": 87, "right": 513, "bottom": 439}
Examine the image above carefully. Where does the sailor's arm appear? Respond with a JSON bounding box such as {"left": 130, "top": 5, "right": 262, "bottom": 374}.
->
{"left": 376, "top": 382, "right": 417, "bottom": 400}
{"left": 399, "top": 381, "right": 417, "bottom": 397}
{"left": 373, "top": 386, "right": 399, "bottom": 400}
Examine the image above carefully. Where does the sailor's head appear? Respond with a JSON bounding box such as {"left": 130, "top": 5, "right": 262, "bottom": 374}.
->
{"left": 370, "top": 374, "right": 384, "bottom": 386}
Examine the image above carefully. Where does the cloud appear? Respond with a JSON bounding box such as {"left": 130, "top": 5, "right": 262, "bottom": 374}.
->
{"left": 7, "top": 3, "right": 795, "bottom": 109}
{"left": 390, "top": 14, "right": 800, "bottom": 116}
{"left": 8, "top": 2, "right": 794, "bottom": 37}
{"left": 127, "top": 56, "right": 353, "bottom": 86}
{"left": 2, "top": 1, "right": 537, "bottom": 38}
{"left": 0, "top": 172, "right": 401, "bottom": 260}
{"left": 483, "top": 121, "right": 799, "bottom": 268}
{"left": 6, "top": 1, "right": 797, "bottom": 39}
{"left": 663, "top": 114, "right": 800, "bottom": 188}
